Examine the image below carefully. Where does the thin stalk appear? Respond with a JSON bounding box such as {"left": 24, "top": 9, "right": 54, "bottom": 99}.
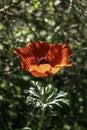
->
{"left": 43, "top": 85, "right": 46, "bottom": 103}
{"left": 37, "top": 83, "right": 46, "bottom": 130}
{"left": 37, "top": 110, "right": 45, "bottom": 130}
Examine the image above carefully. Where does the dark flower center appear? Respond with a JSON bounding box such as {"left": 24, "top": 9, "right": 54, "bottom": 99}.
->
{"left": 37, "top": 57, "right": 50, "bottom": 66}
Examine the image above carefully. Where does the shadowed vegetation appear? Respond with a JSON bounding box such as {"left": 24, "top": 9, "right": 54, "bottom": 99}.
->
{"left": 0, "top": 0, "right": 87, "bottom": 130}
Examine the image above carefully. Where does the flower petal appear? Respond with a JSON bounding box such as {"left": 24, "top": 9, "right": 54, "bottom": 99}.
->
{"left": 49, "top": 61, "right": 73, "bottom": 75}
{"left": 28, "top": 41, "right": 51, "bottom": 60}
{"left": 13, "top": 47, "right": 36, "bottom": 70}
{"left": 46, "top": 44, "right": 73, "bottom": 66}
{"left": 66, "top": 61, "right": 73, "bottom": 66}
{"left": 30, "top": 70, "right": 48, "bottom": 77}
{"left": 29, "top": 64, "right": 51, "bottom": 73}
{"left": 29, "top": 64, "right": 51, "bottom": 77}
{"left": 60, "top": 44, "right": 73, "bottom": 63}
{"left": 49, "top": 63, "right": 66, "bottom": 75}
{"left": 13, "top": 41, "right": 51, "bottom": 70}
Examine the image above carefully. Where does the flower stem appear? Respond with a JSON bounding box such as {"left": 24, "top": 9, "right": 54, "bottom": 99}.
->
{"left": 43, "top": 84, "right": 46, "bottom": 103}
{"left": 37, "top": 83, "right": 46, "bottom": 130}
{"left": 37, "top": 110, "right": 45, "bottom": 130}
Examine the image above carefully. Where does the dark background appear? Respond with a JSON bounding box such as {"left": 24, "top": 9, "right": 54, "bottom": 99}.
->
{"left": 0, "top": 0, "right": 87, "bottom": 130}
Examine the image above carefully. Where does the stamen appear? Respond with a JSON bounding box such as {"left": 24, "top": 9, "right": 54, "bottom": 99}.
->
{"left": 37, "top": 57, "right": 50, "bottom": 66}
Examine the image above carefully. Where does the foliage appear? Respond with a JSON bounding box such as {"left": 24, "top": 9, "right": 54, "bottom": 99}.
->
{"left": 0, "top": 0, "right": 87, "bottom": 130}
{"left": 26, "top": 81, "right": 69, "bottom": 109}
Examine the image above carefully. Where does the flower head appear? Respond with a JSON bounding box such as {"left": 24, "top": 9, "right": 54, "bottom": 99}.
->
{"left": 13, "top": 41, "right": 73, "bottom": 77}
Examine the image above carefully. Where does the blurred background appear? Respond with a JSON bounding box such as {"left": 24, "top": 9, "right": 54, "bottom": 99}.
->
{"left": 0, "top": 0, "right": 87, "bottom": 130}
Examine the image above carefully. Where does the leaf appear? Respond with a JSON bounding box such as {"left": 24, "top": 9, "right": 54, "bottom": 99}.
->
{"left": 25, "top": 82, "right": 69, "bottom": 109}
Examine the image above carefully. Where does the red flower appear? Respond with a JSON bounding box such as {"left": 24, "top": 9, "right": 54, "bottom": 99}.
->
{"left": 13, "top": 41, "right": 73, "bottom": 77}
